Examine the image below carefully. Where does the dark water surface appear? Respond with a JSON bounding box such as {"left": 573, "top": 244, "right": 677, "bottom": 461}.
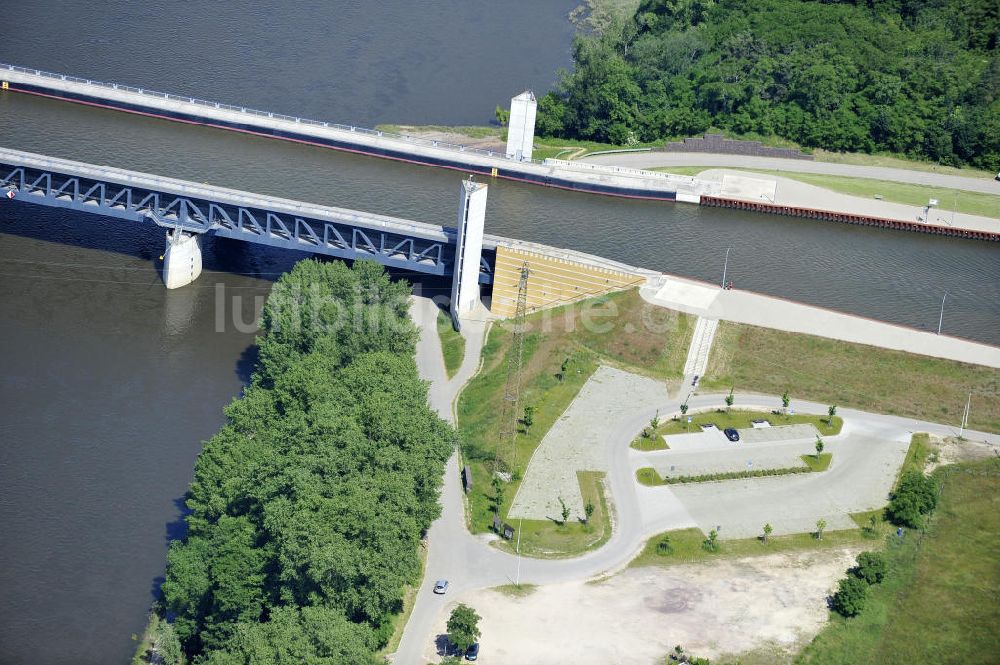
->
{"left": 0, "top": 2, "right": 578, "bottom": 664}
{"left": 0, "top": 2, "right": 997, "bottom": 664}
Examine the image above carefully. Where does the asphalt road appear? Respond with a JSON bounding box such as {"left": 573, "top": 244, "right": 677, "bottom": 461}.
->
{"left": 394, "top": 295, "right": 1000, "bottom": 664}
{"left": 583, "top": 152, "right": 1000, "bottom": 195}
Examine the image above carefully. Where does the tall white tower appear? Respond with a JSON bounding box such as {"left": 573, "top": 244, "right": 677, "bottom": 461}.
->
{"left": 449, "top": 178, "right": 488, "bottom": 327}
{"left": 505, "top": 91, "right": 537, "bottom": 162}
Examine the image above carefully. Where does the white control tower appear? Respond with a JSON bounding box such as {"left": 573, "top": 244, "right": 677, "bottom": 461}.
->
{"left": 449, "top": 178, "right": 488, "bottom": 327}
{"left": 505, "top": 91, "right": 537, "bottom": 162}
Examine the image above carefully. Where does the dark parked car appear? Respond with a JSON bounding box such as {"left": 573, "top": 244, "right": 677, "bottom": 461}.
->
{"left": 466, "top": 643, "right": 480, "bottom": 661}
{"left": 724, "top": 428, "right": 740, "bottom": 442}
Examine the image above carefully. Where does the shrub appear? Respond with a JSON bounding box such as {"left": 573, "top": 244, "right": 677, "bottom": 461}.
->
{"left": 853, "top": 551, "right": 888, "bottom": 585}
{"left": 887, "top": 471, "right": 939, "bottom": 528}
{"left": 832, "top": 576, "right": 868, "bottom": 617}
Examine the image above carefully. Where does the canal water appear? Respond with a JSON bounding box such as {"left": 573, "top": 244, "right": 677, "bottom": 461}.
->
{"left": 0, "top": 2, "right": 997, "bottom": 663}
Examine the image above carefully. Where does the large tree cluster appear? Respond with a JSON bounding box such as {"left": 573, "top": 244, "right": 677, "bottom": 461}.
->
{"left": 537, "top": 0, "right": 999, "bottom": 168}
{"left": 159, "top": 259, "right": 454, "bottom": 664}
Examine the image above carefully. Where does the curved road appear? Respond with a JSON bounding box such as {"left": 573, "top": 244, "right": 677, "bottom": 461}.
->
{"left": 583, "top": 152, "right": 1000, "bottom": 195}
{"left": 396, "top": 295, "right": 999, "bottom": 664}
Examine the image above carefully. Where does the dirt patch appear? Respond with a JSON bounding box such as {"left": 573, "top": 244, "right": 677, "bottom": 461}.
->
{"left": 389, "top": 126, "right": 506, "bottom": 153}
{"left": 926, "top": 435, "right": 1000, "bottom": 473}
{"left": 427, "top": 548, "right": 862, "bottom": 664}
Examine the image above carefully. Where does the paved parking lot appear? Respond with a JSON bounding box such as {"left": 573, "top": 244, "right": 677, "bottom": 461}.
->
{"left": 659, "top": 433, "right": 910, "bottom": 538}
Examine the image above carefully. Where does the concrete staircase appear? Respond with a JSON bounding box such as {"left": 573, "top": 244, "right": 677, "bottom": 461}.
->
{"left": 683, "top": 317, "right": 719, "bottom": 377}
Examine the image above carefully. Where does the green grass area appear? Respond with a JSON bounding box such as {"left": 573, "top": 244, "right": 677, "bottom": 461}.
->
{"left": 493, "top": 471, "right": 612, "bottom": 559}
{"left": 435, "top": 308, "right": 466, "bottom": 379}
{"left": 653, "top": 165, "right": 999, "bottom": 217}
{"left": 729, "top": 169, "right": 997, "bottom": 218}
{"left": 812, "top": 149, "right": 997, "bottom": 180}
{"left": 703, "top": 321, "right": 1000, "bottom": 434}
{"left": 493, "top": 583, "right": 538, "bottom": 598}
{"left": 457, "top": 288, "right": 693, "bottom": 555}
{"left": 636, "top": 462, "right": 817, "bottom": 486}
{"left": 630, "top": 432, "right": 669, "bottom": 451}
{"left": 630, "top": 526, "right": 867, "bottom": 568}
{"left": 655, "top": 410, "right": 843, "bottom": 437}
{"left": 630, "top": 408, "right": 841, "bottom": 451}
{"left": 796, "top": 456, "right": 1000, "bottom": 664}
{"left": 801, "top": 453, "right": 833, "bottom": 472}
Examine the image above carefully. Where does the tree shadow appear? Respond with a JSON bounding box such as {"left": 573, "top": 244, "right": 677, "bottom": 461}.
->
{"left": 151, "top": 496, "right": 191, "bottom": 602}
{"left": 434, "top": 633, "right": 456, "bottom": 657}
{"left": 235, "top": 344, "right": 259, "bottom": 385}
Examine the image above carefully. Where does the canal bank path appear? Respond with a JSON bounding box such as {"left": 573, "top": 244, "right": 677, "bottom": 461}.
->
{"left": 641, "top": 274, "right": 1000, "bottom": 368}
{"left": 585, "top": 152, "right": 1000, "bottom": 196}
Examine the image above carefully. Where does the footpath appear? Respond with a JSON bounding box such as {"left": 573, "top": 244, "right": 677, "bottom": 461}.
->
{"left": 641, "top": 275, "right": 1000, "bottom": 369}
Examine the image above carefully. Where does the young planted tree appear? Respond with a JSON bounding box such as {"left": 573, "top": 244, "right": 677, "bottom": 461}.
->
{"left": 650, "top": 410, "right": 661, "bottom": 432}
{"left": 725, "top": 387, "right": 735, "bottom": 413}
{"left": 827, "top": 405, "right": 838, "bottom": 424}
{"left": 816, "top": 518, "right": 827, "bottom": 540}
{"left": 815, "top": 436, "right": 825, "bottom": 458}
{"left": 522, "top": 405, "right": 535, "bottom": 433}
{"left": 865, "top": 514, "right": 880, "bottom": 537}
{"left": 557, "top": 357, "right": 570, "bottom": 382}
{"left": 762, "top": 523, "right": 773, "bottom": 544}
{"left": 559, "top": 496, "right": 570, "bottom": 525}
{"left": 656, "top": 534, "right": 672, "bottom": 554}
{"left": 781, "top": 390, "right": 790, "bottom": 415}
{"left": 702, "top": 529, "right": 720, "bottom": 553}
{"left": 491, "top": 474, "right": 505, "bottom": 517}
{"left": 447, "top": 604, "right": 482, "bottom": 654}
{"left": 584, "top": 501, "right": 595, "bottom": 525}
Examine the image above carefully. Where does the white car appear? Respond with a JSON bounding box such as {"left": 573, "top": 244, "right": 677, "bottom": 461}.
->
{"left": 433, "top": 579, "right": 449, "bottom": 594}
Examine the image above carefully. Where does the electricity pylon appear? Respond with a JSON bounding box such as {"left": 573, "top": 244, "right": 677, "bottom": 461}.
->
{"left": 495, "top": 262, "right": 530, "bottom": 478}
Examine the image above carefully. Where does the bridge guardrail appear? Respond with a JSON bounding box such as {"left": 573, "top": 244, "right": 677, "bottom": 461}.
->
{"left": 0, "top": 62, "right": 544, "bottom": 165}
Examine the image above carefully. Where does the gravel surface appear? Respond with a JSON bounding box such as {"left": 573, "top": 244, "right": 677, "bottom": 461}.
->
{"left": 436, "top": 548, "right": 863, "bottom": 665}
{"left": 509, "top": 366, "right": 665, "bottom": 520}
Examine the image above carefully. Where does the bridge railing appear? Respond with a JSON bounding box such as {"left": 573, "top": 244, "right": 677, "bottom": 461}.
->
{"left": 1, "top": 62, "right": 546, "bottom": 165}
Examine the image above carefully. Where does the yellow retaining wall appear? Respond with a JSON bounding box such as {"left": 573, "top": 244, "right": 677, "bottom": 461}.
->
{"left": 491, "top": 245, "right": 645, "bottom": 318}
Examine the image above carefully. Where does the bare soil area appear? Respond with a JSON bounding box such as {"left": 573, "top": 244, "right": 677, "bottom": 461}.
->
{"left": 427, "top": 548, "right": 862, "bottom": 665}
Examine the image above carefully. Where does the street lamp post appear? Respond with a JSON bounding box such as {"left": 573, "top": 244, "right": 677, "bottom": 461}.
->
{"left": 937, "top": 291, "right": 948, "bottom": 335}
{"left": 721, "top": 247, "right": 731, "bottom": 288}
{"left": 515, "top": 517, "right": 522, "bottom": 586}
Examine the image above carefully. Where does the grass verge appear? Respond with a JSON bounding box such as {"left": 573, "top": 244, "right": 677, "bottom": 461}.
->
{"left": 630, "top": 527, "right": 866, "bottom": 568}
{"left": 796, "top": 456, "right": 1000, "bottom": 664}
{"left": 458, "top": 288, "right": 693, "bottom": 553}
{"left": 436, "top": 308, "right": 466, "bottom": 379}
{"left": 708, "top": 168, "right": 998, "bottom": 218}
{"left": 801, "top": 453, "right": 832, "bottom": 472}
{"left": 659, "top": 410, "right": 842, "bottom": 437}
{"left": 703, "top": 321, "right": 1000, "bottom": 434}
{"left": 636, "top": 462, "right": 817, "bottom": 486}
{"left": 630, "top": 410, "right": 841, "bottom": 450}
{"left": 493, "top": 583, "right": 538, "bottom": 598}
{"left": 493, "top": 471, "right": 612, "bottom": 559}
{"left": 377, "top": 541, "right": 428, "bottom": 658}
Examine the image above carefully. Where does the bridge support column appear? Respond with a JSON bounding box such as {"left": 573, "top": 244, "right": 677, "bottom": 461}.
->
{"left": 449, "top": 179, "right": 487, "bottom": 329}
{"left": 162, "top": 229, "right": 202, "bottom": 289}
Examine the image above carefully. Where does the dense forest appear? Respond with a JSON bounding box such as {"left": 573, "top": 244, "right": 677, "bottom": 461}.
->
{"left": 538, "top": 0, "right": 1000, "bottom": 168}
{"left": 149, "top": 260, "right": 454, "bottom": 664}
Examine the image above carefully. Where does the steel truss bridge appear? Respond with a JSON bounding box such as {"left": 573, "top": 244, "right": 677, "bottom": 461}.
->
{"left": 0, "top": 147, "right": 494, "bottom": 282}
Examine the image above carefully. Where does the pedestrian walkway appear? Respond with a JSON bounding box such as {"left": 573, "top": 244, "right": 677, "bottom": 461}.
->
{"left": 683, "top": 317, "right": 719, "bottom": 376}
{"left": 641, "top": 276, "right": 1000, "bottom": 368}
